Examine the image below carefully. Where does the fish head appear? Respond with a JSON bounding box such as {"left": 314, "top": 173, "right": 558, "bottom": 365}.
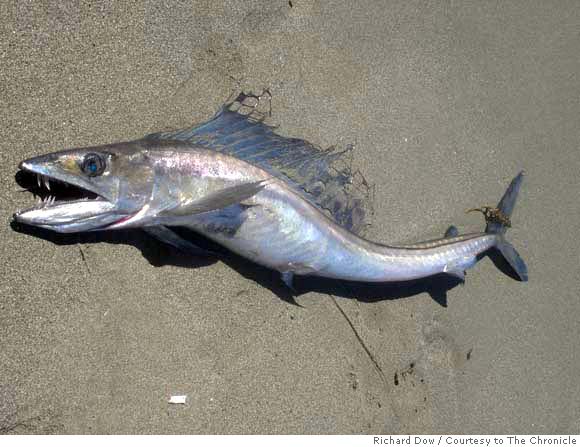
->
{"left": 14, "top": 141, "right": 156, "bottom": 233}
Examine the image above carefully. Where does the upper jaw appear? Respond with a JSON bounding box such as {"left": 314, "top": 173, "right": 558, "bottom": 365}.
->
{"left": 18, "top": 158, "right": 110, "bottom": 204}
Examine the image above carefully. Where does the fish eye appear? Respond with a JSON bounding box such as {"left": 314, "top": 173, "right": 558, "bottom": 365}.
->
{"left": 81, "top": 153, "right": 106, "bottom": 177}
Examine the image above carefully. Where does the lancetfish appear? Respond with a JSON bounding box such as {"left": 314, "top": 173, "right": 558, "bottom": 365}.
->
{"left": 14, "top": 93, "right": 528, "bottom": 289}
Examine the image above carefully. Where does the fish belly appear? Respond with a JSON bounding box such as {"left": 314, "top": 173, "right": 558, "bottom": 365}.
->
{"left": 184, "top": 189, "right": 330, "bottom": 275}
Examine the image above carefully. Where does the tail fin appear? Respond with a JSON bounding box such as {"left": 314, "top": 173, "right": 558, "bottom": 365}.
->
{"left": 485, "top": 171, "right": 528, "bottom": 282}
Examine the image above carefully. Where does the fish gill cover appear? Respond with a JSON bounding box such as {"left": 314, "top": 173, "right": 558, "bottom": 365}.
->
{"left": 146, "top": 92, "right": 372, "bottom": 235}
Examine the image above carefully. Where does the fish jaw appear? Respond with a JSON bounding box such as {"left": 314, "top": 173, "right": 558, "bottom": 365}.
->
{"left": 14, "top": 151, "right": 133, "bottom": 232}
{"left": 18, "top": 153, "right": 117, "bottom": 203}
{"left": 14, "top": 199, "right": 123, "bottom": 233}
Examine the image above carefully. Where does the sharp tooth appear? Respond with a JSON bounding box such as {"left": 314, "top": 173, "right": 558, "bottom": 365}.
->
{"left": 37, "top": 196, "right": 42, "bottom": 204}
{"left": 37, "top": 174, "right": 41, "bottom": 188}
{"left": 43, "top": 176, "right": 50, "bottom": 191}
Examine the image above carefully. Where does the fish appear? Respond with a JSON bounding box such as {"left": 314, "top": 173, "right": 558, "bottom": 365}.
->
{"left": 13, "top": 92, "right": 528, "bottom": 288}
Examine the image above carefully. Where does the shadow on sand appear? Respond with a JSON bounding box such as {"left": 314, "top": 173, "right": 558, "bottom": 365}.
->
{"left": 13, "top": 169, "right": 522, "bottom": 307}
{"left": 10, "top": 221, "right": 483, "bottom": 307}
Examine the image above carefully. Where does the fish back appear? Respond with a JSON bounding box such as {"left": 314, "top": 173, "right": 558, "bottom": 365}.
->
{"left": 146, "top": 93, "right": 371, "bottom": 235}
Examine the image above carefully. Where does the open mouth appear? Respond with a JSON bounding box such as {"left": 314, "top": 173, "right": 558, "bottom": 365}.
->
{"left": 15, "top": 169, "right": 104, "bottom": 213}
{"left": 12, "top": 165, "right": 132, "bottom": 233}
{"left": 14, "top": 164, "right": 137, "bottom": 233}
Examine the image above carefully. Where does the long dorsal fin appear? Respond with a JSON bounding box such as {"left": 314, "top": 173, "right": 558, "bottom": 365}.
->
{"left": 146, "top": 93, "right": 370, "bottom": 234}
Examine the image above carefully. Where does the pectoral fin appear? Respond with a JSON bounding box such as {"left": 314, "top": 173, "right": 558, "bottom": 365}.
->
{"left": 144, "top": 225, "right": 215, "bottom": 256}
{"left": 444, "top": 268, "right": 466, "bottom": 282}
{"left": 161, "top": 180, "right": 269, "bottom": 217}
{"left": 443, "top": 256, "right": 477, "bottom": 283}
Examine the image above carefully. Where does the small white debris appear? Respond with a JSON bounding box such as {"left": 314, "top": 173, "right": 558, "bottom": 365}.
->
{"left": 168, "top": 395, "right": 187, "bottom": 404}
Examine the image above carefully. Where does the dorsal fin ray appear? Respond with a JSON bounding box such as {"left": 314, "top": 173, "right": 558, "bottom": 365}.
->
{"left": 146, "top": 93, "right": 370, "bottom": 234}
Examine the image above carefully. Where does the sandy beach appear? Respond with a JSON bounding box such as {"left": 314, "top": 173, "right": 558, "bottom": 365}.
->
{"left": 1, "top": 0, "right": 579, "bottom": 434}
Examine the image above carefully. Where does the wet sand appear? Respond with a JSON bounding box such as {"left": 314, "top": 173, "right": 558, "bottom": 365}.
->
{"left": 1, "top": 0, "right": 579, "bottom": 434}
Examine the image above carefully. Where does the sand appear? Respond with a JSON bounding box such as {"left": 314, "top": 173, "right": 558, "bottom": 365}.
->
{"left": 1, "top": 0, "right": 579, "bottom": 434}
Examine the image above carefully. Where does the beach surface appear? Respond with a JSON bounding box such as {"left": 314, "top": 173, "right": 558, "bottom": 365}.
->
{"left": 1, "top": 0, "right": 579, "bottom": 434}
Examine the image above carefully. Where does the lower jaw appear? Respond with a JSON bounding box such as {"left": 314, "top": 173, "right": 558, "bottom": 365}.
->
{"left": 15, "top": 213, "right": 126, "bottom": 233}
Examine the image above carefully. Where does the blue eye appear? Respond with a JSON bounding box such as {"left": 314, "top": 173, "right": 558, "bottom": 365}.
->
{"left": 81, "top": 153, "right": 106, "bottom": 177}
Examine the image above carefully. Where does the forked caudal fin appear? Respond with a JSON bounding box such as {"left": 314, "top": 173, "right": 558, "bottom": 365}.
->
{"left": 474, "top": 171, "right": 528, "bottom": 282}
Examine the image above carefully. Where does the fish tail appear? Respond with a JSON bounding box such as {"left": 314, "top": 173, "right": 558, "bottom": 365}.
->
{"left": 483, "top": 171, "right": 528, "bottom": 282}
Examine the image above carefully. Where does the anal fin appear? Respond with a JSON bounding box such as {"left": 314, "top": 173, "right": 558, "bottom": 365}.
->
{"left": 443, "top": 256, "right": 477, "bottom": 283}
{"left": 444, "top": 269, "right": 466, "bottom": 282}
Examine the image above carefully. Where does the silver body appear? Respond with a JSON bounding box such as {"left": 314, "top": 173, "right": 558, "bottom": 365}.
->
{"left": 143, "top": 147, "right": 496, "bottom": 282}
{"left": 15, "top": 94, "right": 526, "bottom": 285}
